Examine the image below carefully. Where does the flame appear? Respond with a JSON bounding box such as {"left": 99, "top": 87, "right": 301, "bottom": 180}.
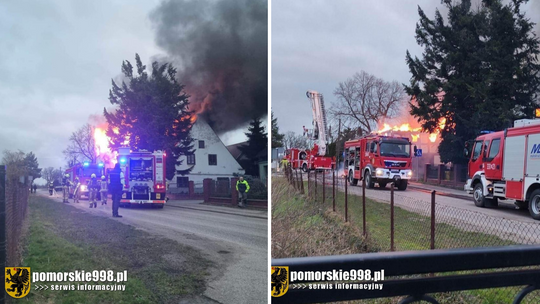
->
{"left": 377, "top": 123, "right": 422, "bottom": 133}
{"left": 376, "top": 118, "right": 446, "bottom": 143}
{"left": 93, "top": 127, "right": 117, "bottom": 168}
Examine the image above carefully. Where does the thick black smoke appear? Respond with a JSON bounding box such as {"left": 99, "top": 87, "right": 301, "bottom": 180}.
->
{"left": 150, "top": 0, "right": 267, "bottom": 134}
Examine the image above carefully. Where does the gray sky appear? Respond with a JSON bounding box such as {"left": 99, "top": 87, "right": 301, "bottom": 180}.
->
{"left": 0, "top": 0, "right": 260, "bottom": 177}
{"left": 272, "top": 0, "right": 540, "bottom": 136}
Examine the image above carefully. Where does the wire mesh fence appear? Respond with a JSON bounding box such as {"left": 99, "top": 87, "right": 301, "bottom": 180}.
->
{"left": 1, "top": 166, "right": 31, "bottom": 269}
{"left": 281, "top": 165, "right": 540, "bottom": 303}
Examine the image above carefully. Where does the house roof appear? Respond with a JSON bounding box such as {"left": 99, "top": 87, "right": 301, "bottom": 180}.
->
{"left": 226, "top": 141, "right": 267, "bottom": 162}
{"left": 226, "top": 141, "right": 248, "bottom": 160}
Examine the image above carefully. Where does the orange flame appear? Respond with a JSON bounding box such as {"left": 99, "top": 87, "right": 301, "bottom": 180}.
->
{"left": 376, "top": 118, "right": 446, "bottom": 143}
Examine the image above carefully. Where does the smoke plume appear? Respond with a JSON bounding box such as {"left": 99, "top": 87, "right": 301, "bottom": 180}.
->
{"left": 150, "top": 0, "right": 268, "bottom": 134}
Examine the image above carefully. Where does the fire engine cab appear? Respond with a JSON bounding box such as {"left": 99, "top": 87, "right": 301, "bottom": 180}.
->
{"left": 464, "top": 119, "right": 540, "bottom": 220}
{"left": 344, "top": 135, "right": 413, "bottom": 190}
{"left": 66, "top": 161, "right": 106, "bottom": 200}
{"left": 117, "top": 148, "right": 167, "bottom": 208}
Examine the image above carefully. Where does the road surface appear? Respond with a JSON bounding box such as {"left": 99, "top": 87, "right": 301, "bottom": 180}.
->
{"left": 39, "top": 191, "right": 268, "bottom": 304}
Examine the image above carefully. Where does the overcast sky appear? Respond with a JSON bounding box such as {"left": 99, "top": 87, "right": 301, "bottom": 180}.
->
{"left": 0, "top": 0, "right": 263, "bottom": 176}
{"left": 272, "top": 0, "right": 540, "bottom": 136}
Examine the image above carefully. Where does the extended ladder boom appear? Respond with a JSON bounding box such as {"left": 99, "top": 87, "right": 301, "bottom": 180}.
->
{"left": 306, "top": 90, "right": 328, "bottom": 156}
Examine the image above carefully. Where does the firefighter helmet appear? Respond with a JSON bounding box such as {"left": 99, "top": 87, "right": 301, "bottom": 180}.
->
{"left": 65, "top": 174, "right": 69, "bottom": 178}
{"left": 91, "top": 174, "right": 96, "bottom": 178}
{"left": 101, "top": 175, "right": 106, "bottom": 180}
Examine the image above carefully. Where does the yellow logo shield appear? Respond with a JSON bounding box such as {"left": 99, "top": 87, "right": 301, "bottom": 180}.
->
{"left": 5, "top": 267, "right": 31, "bottom": 298}
{"left": 271, "top": 266, "right": 289, "bottom": 297}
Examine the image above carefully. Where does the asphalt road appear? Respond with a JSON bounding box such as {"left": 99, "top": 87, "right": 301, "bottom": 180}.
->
{"left": 38, "top": 190, "right": 268, "bottom": 304}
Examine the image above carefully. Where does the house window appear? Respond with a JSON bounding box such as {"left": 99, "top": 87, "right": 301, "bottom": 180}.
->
{"left": 187, "top": 154, "right": 196, "bottom": 165}
{"left": 176, "top": 176, "right": 189, "bottom": 188}
{"left": 208, "top": 154, "right": 217, "bottom": 166}
{"left": 199, "top": 140, "right": 205, "bottom": 149}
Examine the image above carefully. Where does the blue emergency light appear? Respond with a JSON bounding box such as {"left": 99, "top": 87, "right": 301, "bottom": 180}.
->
{"left": 98, "top": 163, "right": 104, "bottom": 167}
{"left": 120, "top": 157, "right": 127, "bottom": 164}
{"left": 83, "top": 162, "right": 89, "bottom": 167}
{"left": 480, "top": 130, "right": 494, "bottom": 134}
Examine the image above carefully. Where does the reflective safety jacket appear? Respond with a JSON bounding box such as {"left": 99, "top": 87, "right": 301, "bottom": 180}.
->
{"left": 236, "top": 179, "right": 250, "bottom": 193}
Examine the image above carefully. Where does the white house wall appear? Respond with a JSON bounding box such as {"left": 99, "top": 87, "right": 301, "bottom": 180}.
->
{"left": 174, "top": 117, "right": 245, "bottom": 185}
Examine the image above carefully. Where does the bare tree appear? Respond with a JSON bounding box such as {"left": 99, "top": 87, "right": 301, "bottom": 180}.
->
{"left": 330, "top": 71, "right": 405, "bottom": 134}
{"left": 42, "top": 167, "right": 55, "bottom": 183}
{"left": 63, "top": 124, "right": 97, "bottom": 165}
{"left": 283, "top": 131, "right": 310, "bottom": 150}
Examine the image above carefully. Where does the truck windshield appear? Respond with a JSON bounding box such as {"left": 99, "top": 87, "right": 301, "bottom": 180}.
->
{"left": 82, "top": 167, "right": 102, "bottom": 178}
{"left": 379, "top": 142, "right": 410, "bottom": 157}
{"left": 130, "top": 158, "right": 153, "bottom": 181}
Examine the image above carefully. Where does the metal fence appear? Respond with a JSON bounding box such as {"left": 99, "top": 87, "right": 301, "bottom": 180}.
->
{"left": 1, "top": 165, "right": 30, "bottom": 269}
{"left": 281, "top": 165, "right": 540, "bottom": 303}
{"left": 209, "top": 178, "right": 232, "bottom": 198}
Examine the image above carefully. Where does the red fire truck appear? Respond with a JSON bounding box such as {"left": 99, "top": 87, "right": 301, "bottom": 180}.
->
{"left": 117, "top": 148, "right": 167, "bottom": 208}
{"left": 66, "top": 161, "right": 106, "bottom": 200}
{"left": 464, "top": 119, "right": 540, "bottom": 220}
{"left": 285, "top": 144, "right": 334, "bottom": 172}
{"left": 344, "top": 134, "right": 413, "bottom": 190}
{"left": 284, "top": 91, "right": 334, "bottom": 171}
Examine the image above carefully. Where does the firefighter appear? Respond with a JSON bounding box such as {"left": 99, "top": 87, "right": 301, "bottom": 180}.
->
{"left": 100, "top": 175, "right": 108, "bottom": 205}
{"left": 236, "top": 176, "right": 250, "bottom": 208}
{"left": 48, "top": 181, "right": 54, "bottom": 196}
{"left": 280, "top": 157, "right": 289, "bottom": 170}
{"left": 108, "top": 163, "right": 123, "bottom": 218}
{"left": 62, "top": 174, "right": 71, "bottom": 203}
{"left": 88, "top": 174, "right": 100, "bottom": 208}
{"left": 73, "top": 177, "right": 81, "bottom": 203}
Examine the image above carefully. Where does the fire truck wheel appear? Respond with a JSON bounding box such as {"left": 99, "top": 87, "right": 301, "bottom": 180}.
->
{"left": 473, "top": 183, "right": 497, "bottom": 207}
{"left": 397, "top": 180, "right": 408, "bottom": 191}
{"left": 528, "top": 189, "right": 540, "bottom": 220}
{"left": 364, "top": 172, "right": 374, "bottom": 189}
{"left": 153, "top": 204, "right": 164, "bottom": 209}
{"left": 349, "top": 171, "right": 358, "bottom": 186}
{"left": 379, "top": 182, "right": 387, "bottom": 189}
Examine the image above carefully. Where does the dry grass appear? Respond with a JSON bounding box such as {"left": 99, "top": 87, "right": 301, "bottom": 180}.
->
{"left": 271, "top": 177, "right": 378, "bottom": 259}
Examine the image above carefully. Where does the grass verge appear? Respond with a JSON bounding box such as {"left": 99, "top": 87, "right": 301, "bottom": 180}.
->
{"left": 18, "top": 195, "right": 212, "bottom": 304}
{"left": 274, "top": 177, "right": 539, "bottom": 304}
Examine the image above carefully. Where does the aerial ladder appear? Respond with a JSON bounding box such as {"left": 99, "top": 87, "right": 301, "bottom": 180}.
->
{"left": 285, "top": 91, "right": 334, "bottom": 171}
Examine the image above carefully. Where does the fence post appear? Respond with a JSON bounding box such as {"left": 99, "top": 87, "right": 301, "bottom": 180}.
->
{"left": 390, "top": 182, "right": 395, "bottom": 252}
{"left": 203, "top": 178, "right": 212, "bottom": 203}
{"left": 431, "top": 190, "right": 436, "bottom": 250}
{"left": 453, "top": 164, "right": 459, "bottom": 188}
{"left": 424, "top": 164, "right": 429, "bottom": 183}
{"left": 300, "top": 171, "right": 305, "bottom": 194}
{"left": 0, "top": 165, "right": 5, "bottom": 304}
{"left": 322, "top": 170, "right": 325, "bottom": 205}
{"left": 362, "top": 177, "right": 366, "bottom": 236}
{"left": 315, "top": 170, "right": 318, "bottom": 201}
{"left": 332, "top": 169, "right": 335, "bottom": 212}
{"left": 344, "top": 176, "right": 348, "bottom": 222}
{"left": 307, "top": 171, "right": 311, "bottom": 200}
{"left": 294, "top": 169, "right": 300, "bottom": 191}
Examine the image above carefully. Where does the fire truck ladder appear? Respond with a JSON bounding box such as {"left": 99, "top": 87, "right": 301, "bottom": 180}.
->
{"left": 306, "top": 90, "right": 328, "bottom": 156}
